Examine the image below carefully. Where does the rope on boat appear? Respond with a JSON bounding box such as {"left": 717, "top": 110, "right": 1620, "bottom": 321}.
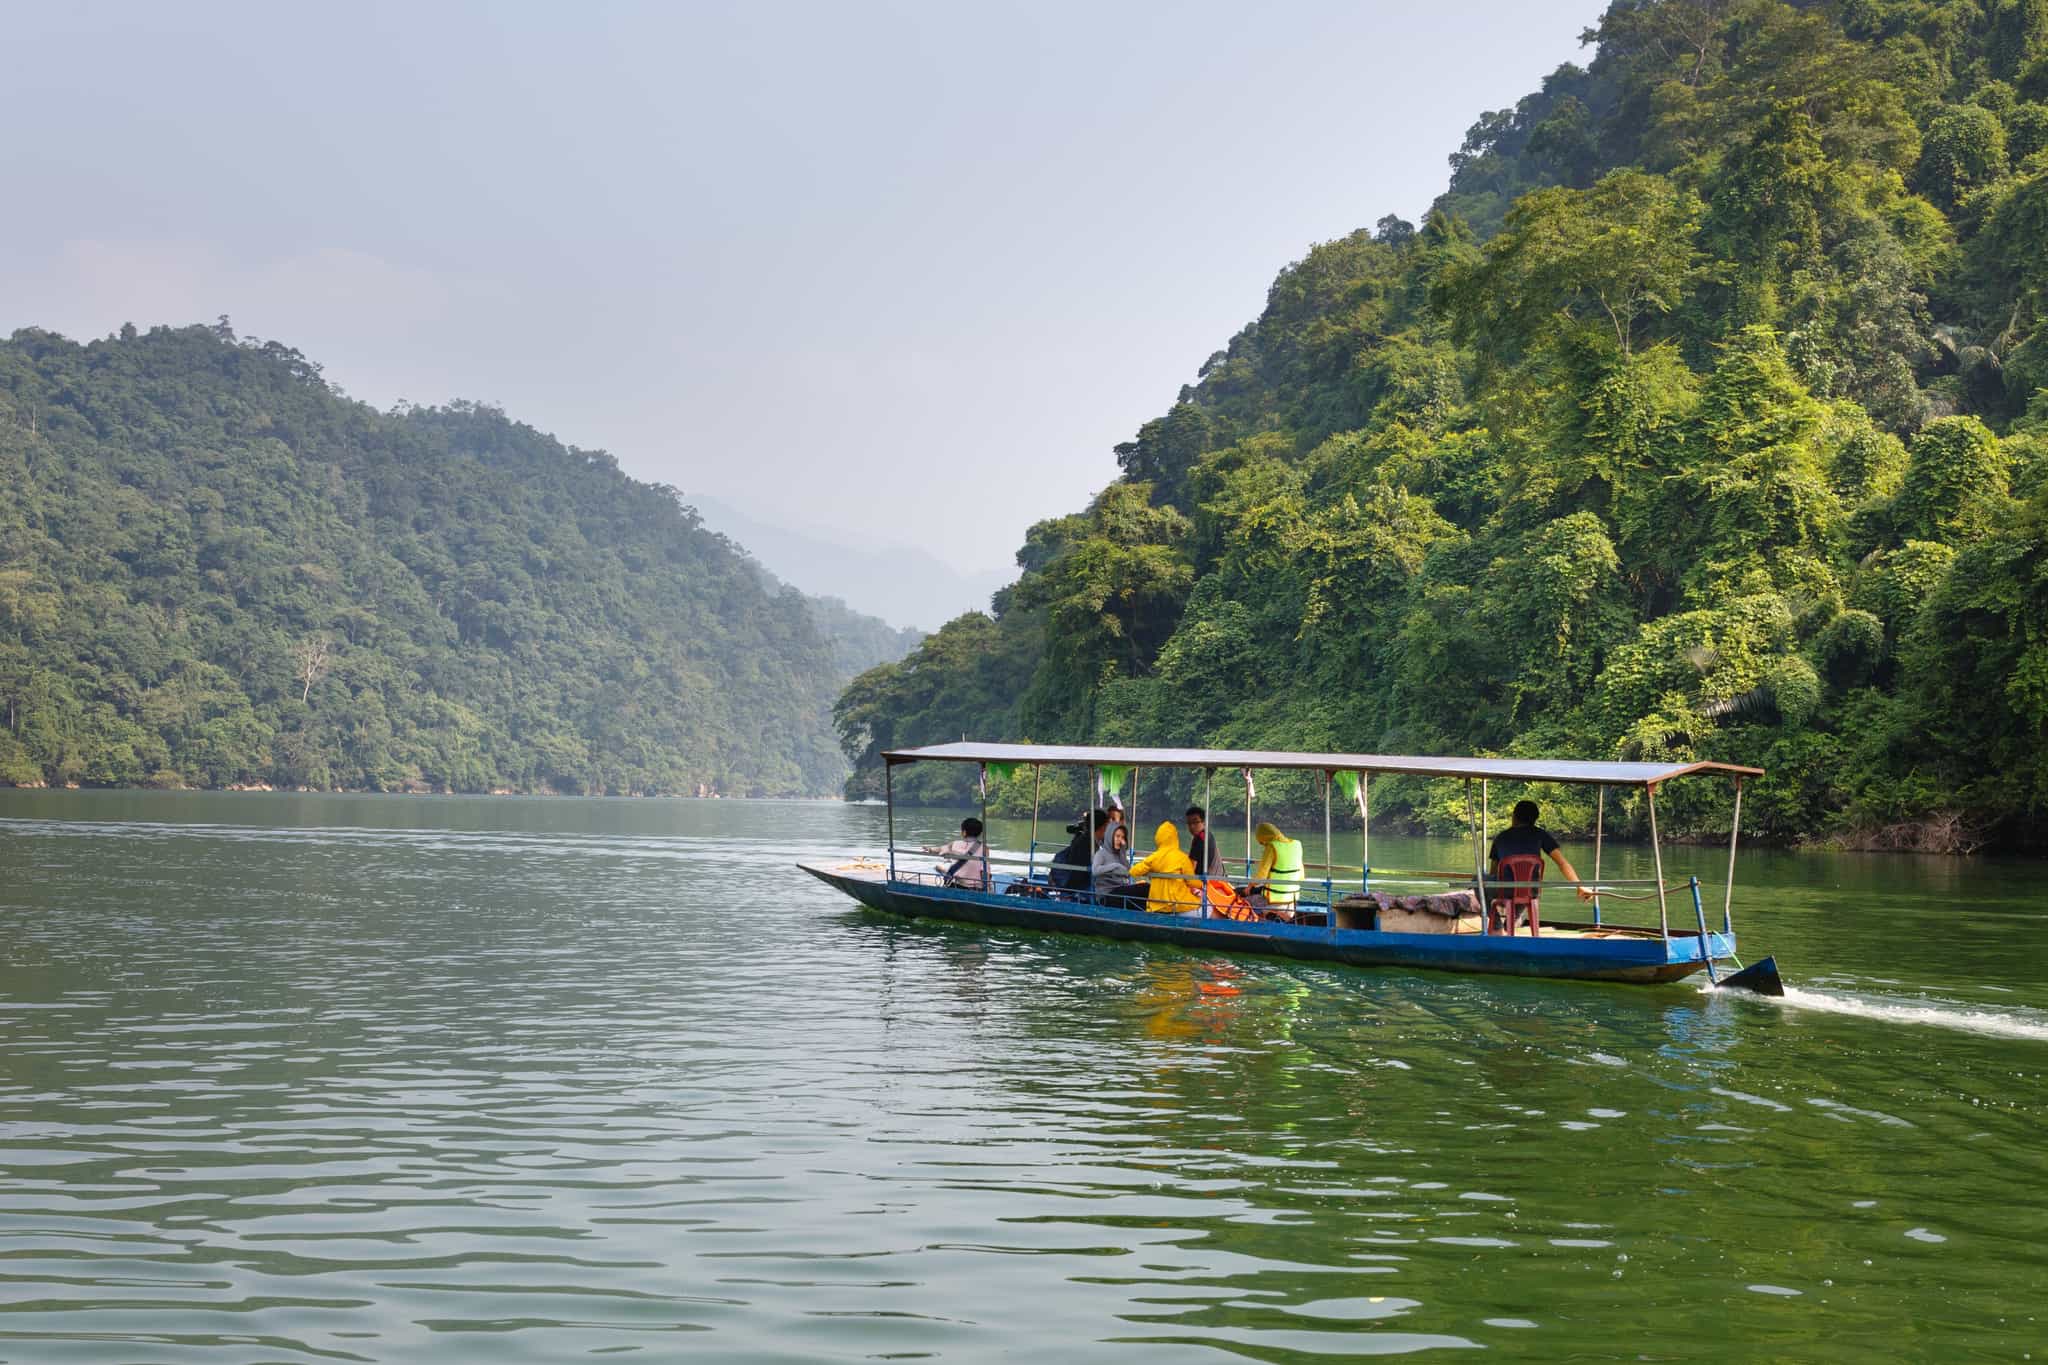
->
{"left": 1582, "top": 880, "right": 1695, "bottom": 902}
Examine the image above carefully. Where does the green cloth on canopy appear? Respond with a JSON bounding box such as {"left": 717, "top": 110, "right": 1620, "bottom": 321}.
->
{"left": 1098, "top": 765, "right": 1129, "bottom": 800}
{"left": 985, "top": 761, "right": 1021, "bottom": 783}
{"left": 1336, "top": 769, "right": 1369, "bottom": 817}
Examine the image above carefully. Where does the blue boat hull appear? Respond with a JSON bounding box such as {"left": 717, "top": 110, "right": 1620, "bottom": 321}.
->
{"left": 800, "top": 864, "right": 1730, "bottom": 986}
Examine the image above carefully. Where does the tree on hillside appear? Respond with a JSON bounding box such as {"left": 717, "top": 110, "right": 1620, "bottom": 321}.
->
{"left": 1438, "top": 170, "right": 1702, "bottom": 361}
{"left": 1011, "top": 483, "right": 1194, "bottom": 737}
{"left": 294, "top": 634, "right": 331, "bottom": 704}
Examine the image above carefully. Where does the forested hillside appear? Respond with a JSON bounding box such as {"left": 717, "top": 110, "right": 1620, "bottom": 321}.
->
{"left": 837, "top": 0, "right": 2048, "bottom": 849}
{"left": 0, "top": 322, "right": 915, "bottom": 796}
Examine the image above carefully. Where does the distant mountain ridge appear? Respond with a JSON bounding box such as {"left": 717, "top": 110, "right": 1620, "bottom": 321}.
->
{"left": 799, "top": 592, "right": 925, "bottom": 681}
{"left": 0, "top": 322, "right": 916, "bottom": 796}
{"left": 694, "top": 495, "right": 1009, "bottom": 632}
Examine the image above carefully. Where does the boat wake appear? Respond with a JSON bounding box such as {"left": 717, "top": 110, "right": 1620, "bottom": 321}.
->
{"left": 1726, "top": 982, "right": 2048, "bottom": 1043}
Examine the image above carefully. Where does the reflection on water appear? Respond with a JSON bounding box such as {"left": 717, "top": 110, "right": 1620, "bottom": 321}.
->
{"left": 0, "top": 790, "right": 2044, "bottom": 1361}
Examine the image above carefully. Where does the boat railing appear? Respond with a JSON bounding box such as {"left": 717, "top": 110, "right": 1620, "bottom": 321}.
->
{"left": 875, "top": 742, "right": 1754, "bottom": 964}
{"left": 883, "top": 850, "right": 1729, "bottom": 943}
{"left": 1026, "top": 837, "right": 1067, "bottom": 880}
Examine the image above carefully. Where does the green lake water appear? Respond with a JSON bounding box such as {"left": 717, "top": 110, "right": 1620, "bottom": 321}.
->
{"left": 1, "top": 790, "right": 2043, "bottom": 1362}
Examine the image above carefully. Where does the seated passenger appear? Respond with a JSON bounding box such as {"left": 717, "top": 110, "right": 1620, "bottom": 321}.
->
{"left": 1245, "top": 821, "right": 1304, "bottom": 917}
{"left": 922, "top": 817, "right": 988, "bottom": 889}
{"left": 1127, "top": 821, "right": 1201, "bottom": 914}
{"left": 1048, "top": 810, "right": 1103, "bottom": 893}
{"left": 1184, "top": 805, "right": 1225, "bottom": 879}
{"left": 1091, "top": 818, "right": 1134, "bottom": 901}
{"left": 1486, "top": 800, "right": 1593, "bottom": 932}
{"left": 1486, "top": 800, "right": 1593, "bottom": 895}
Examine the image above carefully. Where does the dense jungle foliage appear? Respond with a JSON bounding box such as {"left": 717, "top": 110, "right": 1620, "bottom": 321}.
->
{"left": 0, "top": 322, "right": 917, "bottom": 796}
{"left": 837, "top": 0, "right": 2048, "bottom": 849}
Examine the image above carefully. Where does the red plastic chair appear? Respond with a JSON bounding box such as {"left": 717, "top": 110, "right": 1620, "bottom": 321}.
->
{"left": 1489, "top": 853, "right": 1544, "bottom": 936}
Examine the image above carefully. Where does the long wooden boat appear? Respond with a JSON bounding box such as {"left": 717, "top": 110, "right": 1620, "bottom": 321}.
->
{"left": 800, "top": 742, "right": 1783, "bottom": 994}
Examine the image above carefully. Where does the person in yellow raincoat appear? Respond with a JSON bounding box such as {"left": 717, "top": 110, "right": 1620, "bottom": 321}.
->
{"left": 1128, "top": 821, "right": 1201, "bottom": 914}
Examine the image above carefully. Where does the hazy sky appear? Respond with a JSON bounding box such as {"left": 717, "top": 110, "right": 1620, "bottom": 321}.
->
{"left": 3, "top": 0, "right": 1601, "bottom": 591}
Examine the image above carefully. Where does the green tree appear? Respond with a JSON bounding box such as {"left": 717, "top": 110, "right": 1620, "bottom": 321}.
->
{"left": 1892, "top": 415, "right": 2013, "bottom": 542}
{"left": 1917, "top": 103, "right": 2010, "bottom": 207}
{"left": 1010, "top": 483, "right": 1194, "bottom": 736}
{"left": 1683, "top": 327, "right": 1845, "bottom": 590}
{"left": 1440, "top": 170, "right": 1702, "bottom": 362}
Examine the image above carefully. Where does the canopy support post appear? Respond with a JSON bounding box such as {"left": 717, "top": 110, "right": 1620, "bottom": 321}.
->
{"left": 1323, "top": 771, "right": 1334, "bottom": 937}
{"left": 1029, "top": 764, "right": 1042, "bottom": 879}
{"left": 1132, "top": 767, "right": 1139, "bottom": 839}
{"left": 1471, "top": 779, "right": 1485, "bottom": 936}
{"left": 1648, "top": 784, "right": 1669, "bottom": 942}
{"left": 1593, "top": 786, "right": 1605, "bottom": 927}
{"left": 1244, "top": 768, "right": 1254, "bottom": 881}
{"left": 1482, "top": 779, "right": 1494, "bottom": 933}
{"left": 885, "top": 759, "right": 897, "bottom": 882}
{"left": 1723, "top": 776, "right": 1743, "bottom": 936}
{"left": 1361, "top": 772, "right": 1370, "bottom": 893}
{"left": 1204, "top": 767, "right": 1214, "bottom": 864}
{"left": 979, "top": 762, "right": 990, "bottom": 890}
{"left": 1692, "top": 875, "right": 1718, "bottom": 983}
{"left": 1201, "top": 767, "right": 1214, "bottom": 918}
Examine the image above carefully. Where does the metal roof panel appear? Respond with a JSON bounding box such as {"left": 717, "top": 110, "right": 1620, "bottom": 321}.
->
{"left": 879, "top": 741, "right": 1761, "bottom": 787}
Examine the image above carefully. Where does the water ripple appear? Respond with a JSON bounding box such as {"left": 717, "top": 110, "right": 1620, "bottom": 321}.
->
{"left": 1, "top": 794, "right": 2045, "bottom": 1360}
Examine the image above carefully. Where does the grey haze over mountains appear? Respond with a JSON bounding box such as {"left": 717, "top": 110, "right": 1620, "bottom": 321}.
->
{"left": 0, "top": 2, "right": 1597, "bottom": 595}
{"left": 698, "top": 496, "right": 1008, "bottom": 632}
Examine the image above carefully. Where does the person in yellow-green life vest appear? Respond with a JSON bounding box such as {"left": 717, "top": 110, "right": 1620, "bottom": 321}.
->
{"left": 1246, "top": 821, "right": 1304, "bottom": 916}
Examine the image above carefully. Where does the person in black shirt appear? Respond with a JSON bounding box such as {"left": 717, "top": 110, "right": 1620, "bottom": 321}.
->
{"left": 1049, "top": 809, "right": 1109, "bottom": 893}
{"left": 1487, "top": 800, "right": 1593, "bottom": 900}
{"left": 1184, "top": 805, "right": 1225, "bottom": 880}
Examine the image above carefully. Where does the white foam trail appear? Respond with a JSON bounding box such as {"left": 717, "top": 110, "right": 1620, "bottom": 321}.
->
{"left": 1762, "top": 985, "right": 2048, "bottom": 1043}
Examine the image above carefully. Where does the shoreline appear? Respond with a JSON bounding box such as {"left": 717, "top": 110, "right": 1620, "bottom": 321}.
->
{"left": 0, "top": 784, "right": 850, "bottom": 803}
{"left": 0, "top": 787, "right": 2013, "bottom": 856}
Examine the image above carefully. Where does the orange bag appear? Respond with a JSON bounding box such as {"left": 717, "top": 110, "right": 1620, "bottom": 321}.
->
{"left": 1203, "top": 879, "right": 1260, "bottom": 922}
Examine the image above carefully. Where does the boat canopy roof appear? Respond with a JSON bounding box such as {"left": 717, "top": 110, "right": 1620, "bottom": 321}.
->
{"left": 881, "top": 741, "right": 1761, "bottom": 788}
